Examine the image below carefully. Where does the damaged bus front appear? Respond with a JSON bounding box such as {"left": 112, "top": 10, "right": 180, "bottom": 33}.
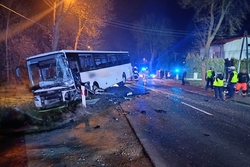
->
{"left": 26, "top": 52, "right": 80, "bottom": 109}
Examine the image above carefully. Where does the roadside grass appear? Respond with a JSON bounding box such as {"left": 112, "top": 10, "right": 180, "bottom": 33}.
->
{"left": 0, "top": 84, "right": 83, "bottom": 131}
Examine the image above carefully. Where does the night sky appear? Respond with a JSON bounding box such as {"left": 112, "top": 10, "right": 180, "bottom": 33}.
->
{"left": 101, "top": 0, "right": 195, "bottom": 56}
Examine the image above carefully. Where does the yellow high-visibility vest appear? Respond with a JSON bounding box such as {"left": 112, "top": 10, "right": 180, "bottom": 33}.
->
{"left": 231, "top": 71, "right": 238, "bottom": 83}
{"left": 213, "top": 78, "right": 224, "bottom": 86}
{"left": 206, "top": 70, "right": 213, "bottom": 78}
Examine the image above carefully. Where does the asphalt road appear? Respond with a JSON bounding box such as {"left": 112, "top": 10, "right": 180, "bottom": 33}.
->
{"left": 121, "top": 79, "right": 250, "bottom": 167}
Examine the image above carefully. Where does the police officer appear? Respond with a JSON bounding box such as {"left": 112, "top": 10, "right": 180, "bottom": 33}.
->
{"left": 213, "top": 72, "right": 224, "bottom": 100}
{"left": 206, "top": 67, "right": 215, "bottom": 91}
{"left": 227, "top": 66, "right": 238, "bottom": 98}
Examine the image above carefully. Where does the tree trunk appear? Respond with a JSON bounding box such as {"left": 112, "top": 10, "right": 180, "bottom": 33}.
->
{"left": 74, "top": 19, "right": 83, "bottom": 50}
{"left": 201, "top": 37, "right": 213, "bottom": 87}
{"left": 74, "top": 32, "right": 80, "bottom": 50}
{"left": 52, "top": 21, "right": 60, "bottom": 51}
{"left": 201, "top": 60, "right": 206, "bottom": 87}
{"left": 5, "top": 10, "right": 11, "bottom": 83}
{"left": 149, "top": 54, "right": 155, "bottom": 72}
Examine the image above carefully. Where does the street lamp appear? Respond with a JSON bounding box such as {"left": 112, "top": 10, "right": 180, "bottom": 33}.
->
{"left": 87, "top": 45, "right": 92, "bottom": 50}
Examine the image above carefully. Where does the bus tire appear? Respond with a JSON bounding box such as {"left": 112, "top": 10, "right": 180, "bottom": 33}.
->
{"left": 119, "top": 73, "right": 126, "bottom": 86}
{"left": 92, "top": 82, "right": 99, "bottom": 94}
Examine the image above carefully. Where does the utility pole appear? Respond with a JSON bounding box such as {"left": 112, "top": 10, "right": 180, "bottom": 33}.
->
{"left": 245, "top": 31, "right": 249, "bottom": 74}
{"left": 238, "top": 31, "right": 249, "bottom": 74}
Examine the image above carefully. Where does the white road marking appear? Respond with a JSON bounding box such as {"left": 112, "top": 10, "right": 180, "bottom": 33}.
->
{"left": 181, "top": 102, "right": 213, "bottom": 116}
{"left": 137, "top": 83, "right": 214, "bottom": 116}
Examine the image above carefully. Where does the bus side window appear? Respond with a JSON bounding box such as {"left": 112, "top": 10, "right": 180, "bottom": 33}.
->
{"left": 66, "top": 54, "right": 80, "bottom": 73}
{"left": 94, "top": 54, "right": 107, "bottom": 69}
{"left": 95, "top": 58, "right": 101, "bottom": 69}
{"left": 117, "top": 55, "right": 123, "bottom": 65}
{"left": 113, "top": 55, "right": 118, "bottom": 65}
{"left": 79, "top": 55, "right": 94, "bottom": 71}
{"left": 109, "top": 54, "right": 117, "bottom": 67}
{"left": 123, "top": 54, "right": 130, "bottom": 63}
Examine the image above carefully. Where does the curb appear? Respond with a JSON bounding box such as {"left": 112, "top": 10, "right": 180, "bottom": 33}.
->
{"left": 120, "top": 103, "right": 168, "bottom": 167}
{"left": 180, "top": 87, "right": 250, "bottom": 106}
{"left": 165, "top": 81, "right": 250, "bottom": 106}
{"left": 125, "top": 115, "right": 168, "bottom": 167}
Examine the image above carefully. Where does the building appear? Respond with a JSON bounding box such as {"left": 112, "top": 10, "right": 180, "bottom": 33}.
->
{"left": 200, "top": 36, "right": 250, "bottom": 60}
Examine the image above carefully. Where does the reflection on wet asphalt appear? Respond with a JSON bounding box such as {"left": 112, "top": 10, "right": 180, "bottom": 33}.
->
{"left": 121, "top": 80, "right": 250, "bottom": 167}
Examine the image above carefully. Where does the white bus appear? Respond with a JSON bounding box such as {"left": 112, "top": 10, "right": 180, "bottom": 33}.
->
{"left": 22, "top": 50, "right": 132, "bottom": 109}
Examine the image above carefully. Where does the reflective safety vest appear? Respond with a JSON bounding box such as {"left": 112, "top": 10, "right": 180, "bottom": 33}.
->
{"left": 231, "top": 71, "right": 238, "bottom": 83}
{"left": 206, "top": 70, "right": 213, "bottom": 78}
{"left": 213, "top": 78, "right": 224, "bottom": 87}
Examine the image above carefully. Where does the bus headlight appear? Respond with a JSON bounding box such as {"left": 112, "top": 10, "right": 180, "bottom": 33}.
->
{"left": 34, "top": 95, "right": 42, "bottom": 107}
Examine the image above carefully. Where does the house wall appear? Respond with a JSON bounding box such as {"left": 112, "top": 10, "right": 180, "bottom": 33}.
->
{"left": 200, "top": 37, "right": 250, "bottom": 60}
{"left": 223, "top": 37, "right": 250, "bottom": 60}
{"left": 200, "top": 46, "right": 223, "bottom": 58}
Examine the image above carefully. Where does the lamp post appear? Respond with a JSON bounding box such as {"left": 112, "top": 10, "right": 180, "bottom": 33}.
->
{"left": 87, "top": 45, "right": 92, "bottom": 50}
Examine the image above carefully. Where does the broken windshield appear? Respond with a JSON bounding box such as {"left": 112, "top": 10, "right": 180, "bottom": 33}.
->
{"left": 28, "top": 53, "right": 74, "bottom": 89}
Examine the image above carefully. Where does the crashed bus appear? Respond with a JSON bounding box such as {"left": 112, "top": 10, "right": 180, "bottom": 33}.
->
{"left": 17, "top": 50, "right": 132, "bottom": 109}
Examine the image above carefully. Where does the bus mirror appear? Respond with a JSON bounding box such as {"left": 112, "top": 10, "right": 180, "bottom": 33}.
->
{"left": 15, "top": 66, "right": 27, "bottom": 77}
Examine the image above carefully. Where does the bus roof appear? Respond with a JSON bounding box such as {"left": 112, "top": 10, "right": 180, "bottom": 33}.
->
{"left": 26, "top": 50, "right": 129, "bottom": 61}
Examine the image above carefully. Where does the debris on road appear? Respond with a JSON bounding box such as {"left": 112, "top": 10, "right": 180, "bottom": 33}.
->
{"left": 94, "top": 125, "right": 101, "bottom": 129}
{"left": 154, "top": 109, "right": 167, "bottom": 113}
{"left": 124, "top": 96, "right": 132, "bottom": 100}
{"left": 127, "top": 92, "right": 133, "bottom": 96}
{"left": 86, "top": 98, "right": 100, "bottom": 105}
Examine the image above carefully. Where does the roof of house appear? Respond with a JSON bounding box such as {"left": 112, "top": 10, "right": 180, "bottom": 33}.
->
{"left": 212, "top": 36, "right": 244, "bottom": 45}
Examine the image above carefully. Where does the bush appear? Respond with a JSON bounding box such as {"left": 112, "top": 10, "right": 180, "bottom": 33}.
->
{"left": 185, "top": 53, "right": 202, "bottom": 77}
{"left": 206, "top": 58, "right": 225, "bottom": 73}
{"left": 231, "top": 58, "right": 250, "bottom": 72}
{"left": 185, "top": 53, "right": 225, "bottom": 78}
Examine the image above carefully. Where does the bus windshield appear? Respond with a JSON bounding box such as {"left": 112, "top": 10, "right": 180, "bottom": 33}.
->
{"left": 28, "top": 53, "right": 74, "bottom": 89}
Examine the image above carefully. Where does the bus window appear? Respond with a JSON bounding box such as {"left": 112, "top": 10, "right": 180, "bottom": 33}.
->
{"left": 117, "top": 54, "right": 123, "bottom": 65}
{"left": 93, "top": 54, "right": 107, "bottom": 69}
{"left": 122, "top": 53, "right": 130, "bottom": 64}
{"left": 30, "top": 64, "right": 42, "bottom": 86}
{"left": 79, "top": 54, "right": 95, "bottom": 72}
{"left": 107, "top": 54, "right": 117, "bottom": 67}
{"left": 66, "top": 53, "right": 80, "bottom": 72}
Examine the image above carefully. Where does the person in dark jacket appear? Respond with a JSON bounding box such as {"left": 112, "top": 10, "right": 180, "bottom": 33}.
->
{"left": 236, "top": 69, "right": 249, "bottom": 96}
{"left": 181, "top": 69, "right": 187, "bottom": 85}
{"left": 160, "top": 69, "right": 164, "bottom": 79}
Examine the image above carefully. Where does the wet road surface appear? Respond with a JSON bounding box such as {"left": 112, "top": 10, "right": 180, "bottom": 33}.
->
{"left": 121, "top": 79, "right": 250, "bottom": 167}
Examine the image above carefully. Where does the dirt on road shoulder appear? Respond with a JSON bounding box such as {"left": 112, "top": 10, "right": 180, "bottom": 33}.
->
{"left": 0, "top": 94, "right": 153, "bottom": 167}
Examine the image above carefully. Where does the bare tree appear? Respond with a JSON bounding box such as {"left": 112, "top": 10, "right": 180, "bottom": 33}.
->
{"left": 43, "top": 0, "right": 75, "bottom": 51}
{"left": 0, "top": 0, "right": 38, "bottom": 83}
{"left": 179, "top": 0, "right": 250, "bottom": 86}
{"left": 133, "top": 15, "right": 174, "bottom": 72}
{"left": 1, "top": 0, "right": 14, "bottom": 83}
{"left": 71, "top": 0, "right": 114, "bottom": 50}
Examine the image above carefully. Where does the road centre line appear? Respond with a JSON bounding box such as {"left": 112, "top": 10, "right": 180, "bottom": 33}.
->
{"left": 181, "top": 102, "right": 213, "bottom": 116}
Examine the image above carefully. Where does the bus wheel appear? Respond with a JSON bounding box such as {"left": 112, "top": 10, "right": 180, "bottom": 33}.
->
{"left": 92, "top": 82, "right": 99, "bottom": 94}
{"left": 119, "top": 73, "right": 126, "bottom": 86}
